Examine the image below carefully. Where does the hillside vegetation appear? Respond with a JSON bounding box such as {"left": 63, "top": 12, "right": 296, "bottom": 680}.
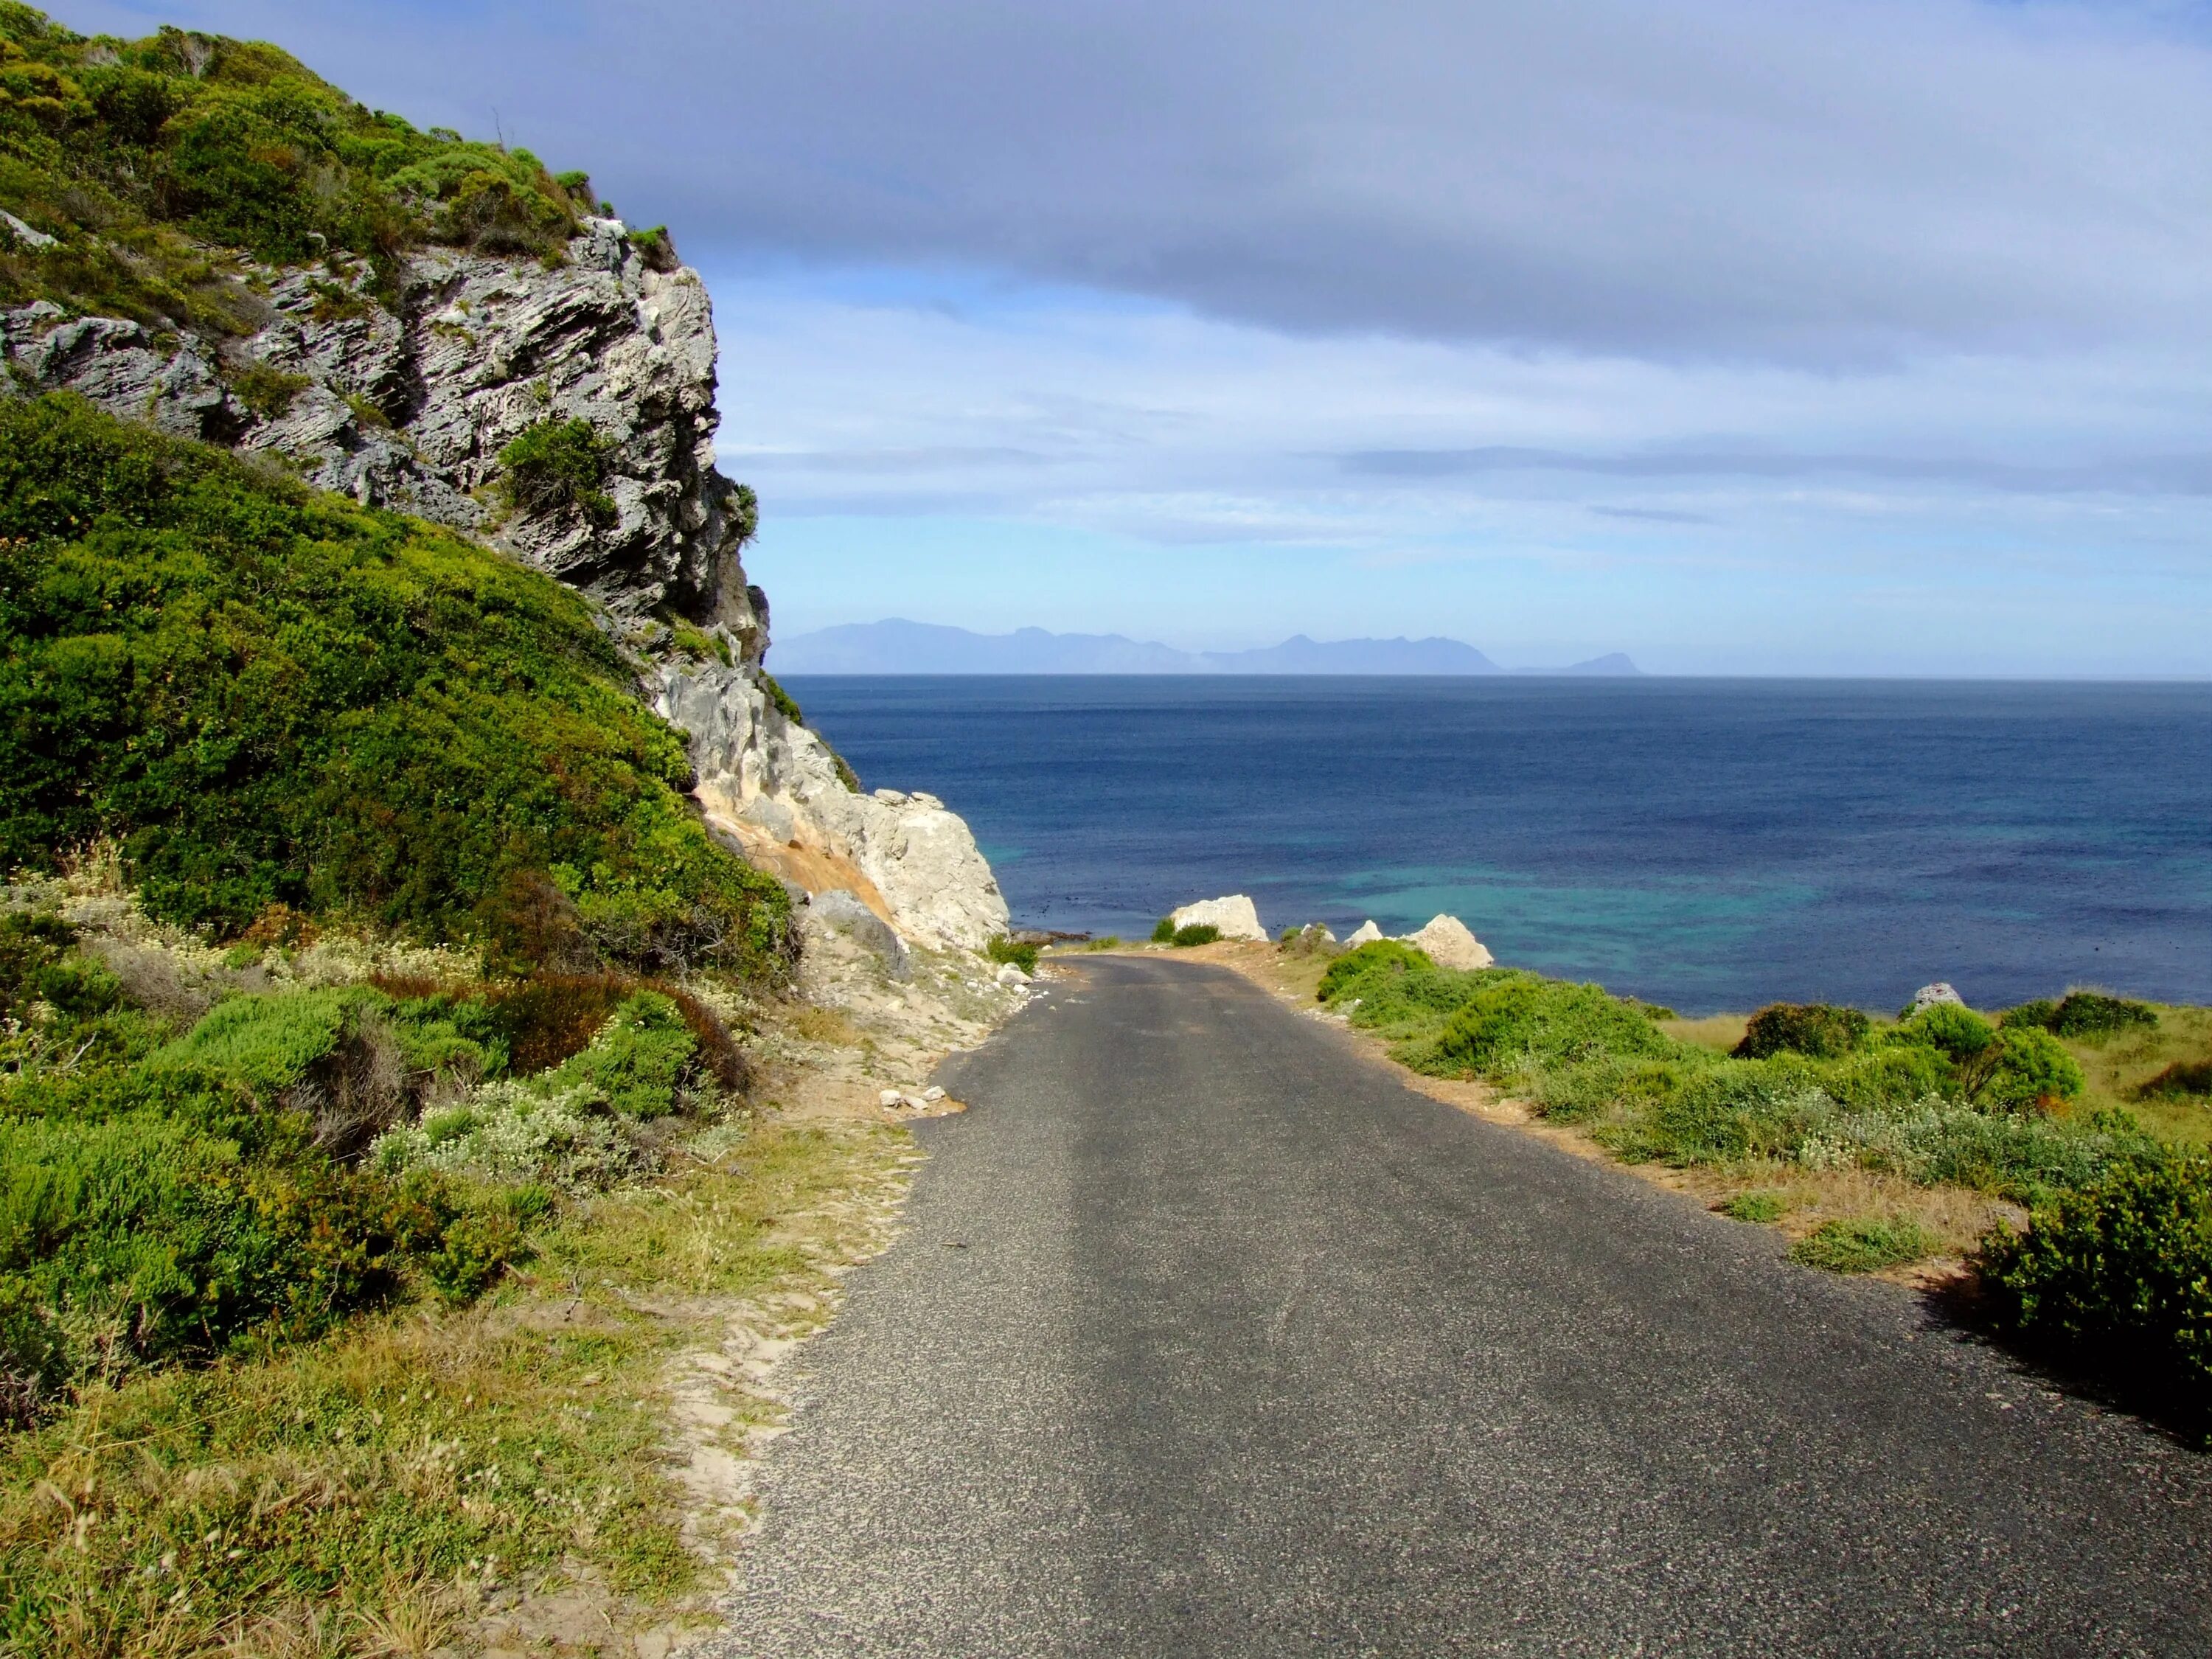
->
{"left": 1313, "top": 939, "right": 2212, "bottom": 1432}
{"left": 0, "top": 393, "right": 789, "bottom": 970}
{"left": 0, "top": 2, "right": 599, "bottom": 333}
{"left": 0, "top": 388, "right": 828, "bottom": 1652}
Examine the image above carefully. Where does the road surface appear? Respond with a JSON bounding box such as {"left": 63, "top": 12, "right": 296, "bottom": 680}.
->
{"left": 709, "top": 955, "right": 2212, "bottom": 1656}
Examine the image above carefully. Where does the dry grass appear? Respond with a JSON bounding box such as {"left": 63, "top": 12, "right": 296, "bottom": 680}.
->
{"left": 2060, "top": 1003, "right": 2212, "bottom": 1146}
{"left": 786, "top": 1004, "right": 864, "bottom": 1048}
{"left": 0, "top": 1122, "right": 907, "bottom": 1658}
{"left": 1659, "top": 1012, "right": 1750, "bottom": 1054}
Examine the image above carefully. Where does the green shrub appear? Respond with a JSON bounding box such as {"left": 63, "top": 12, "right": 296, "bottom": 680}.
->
{"left": 0, "top": 9, "right": 585, "bottom": 330}
{"left": 1150, "top": 917, "right": 1176, "bottom": 944}
{"left": 549, "top": 992, "right": 698, "bottom": 1120}
{"left": 667, "top": 619, "right": 732, "bottom": 667}
{"left": 0, "top": 912, "right": 122, "bottom": 1028}
{"left": 1893, "top": 1003, "right": 1997, "bottom": 1065}
{"left": 2050, "top": 991, "right": 2159, "bottom": 1040}
{"left": 986, "top": 936, "right": 1040, "bottom": 975}
{"left": 1170, "top": 923, "right": 1221, "bottom": 947}
{"left": 1734, "top": 1002, "right": 1870, "bottom": 1060}
{"left": 1346, "top": 964, "right": 1501, "bottom": 1041}
{"left": 0, "top": 394, "right": 790, "bottom": 978}
{"left": 144, "top": 986, "right": 374, "bottom": 1099}
{"left": 2139, "top": 1060, "right": 2212, "bottom": 1101}
{"left": 1976, "top": 1026, "right": 2085, "bottom": 1113}
{"left": 1433, "top": 977, "right": 1673, "bottom": 1079}
{"left": 1790, "top": 1217, "right": 1933, "bottom": 1273}
{"left": 1976, "top": 1154, "right": 2212, "bottom": 1427}
{"left": 1818, "top": 1043, "right": 1951, "bottom": 1109}
{"left": 228, "top": 361, "right": 313, "bottom": 420}
{"left": 1316, "top": 939, "right": 1433, "bottom": 1002}
{"left": 498, "top": 417, "right": 616, "bottom": 524}
{"left": 0, "top": 1110, "right": 445, "bottom": 1422}
{"left": 1717, "top": 1192, "right": 1787, "bottom": 1222}
{"left": 2000, "top": 998, "right": 2060, "bottom": 1031}
{"left": 372, "top": 1081, "right": 641, "bottom": 1194}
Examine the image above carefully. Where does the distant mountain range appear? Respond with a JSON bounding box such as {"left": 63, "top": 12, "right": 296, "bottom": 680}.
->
{"left": 770, "top": 621, "right": 1641, "bottom": 677}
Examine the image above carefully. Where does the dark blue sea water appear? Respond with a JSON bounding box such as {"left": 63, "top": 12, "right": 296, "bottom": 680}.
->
{"left": 782, "top": 677, "right": 2212, "bottom": 1013}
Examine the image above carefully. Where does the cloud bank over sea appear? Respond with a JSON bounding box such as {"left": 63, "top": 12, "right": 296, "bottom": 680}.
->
{"left": 69, "top": 0, "right": 2212, "bottom": 674}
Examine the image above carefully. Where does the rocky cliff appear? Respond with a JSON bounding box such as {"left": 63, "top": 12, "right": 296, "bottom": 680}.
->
{"left": 1, "top": 220, "right": 1008, "bottom": 951}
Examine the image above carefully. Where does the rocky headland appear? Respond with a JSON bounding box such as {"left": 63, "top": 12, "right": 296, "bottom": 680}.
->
{"left": 2, "top": 213, "right": 1009, "bottom": 956}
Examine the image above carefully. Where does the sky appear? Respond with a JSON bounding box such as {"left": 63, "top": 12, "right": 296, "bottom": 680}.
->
{"left": 63, "top": 0, "right": 2212, "bottom": 673}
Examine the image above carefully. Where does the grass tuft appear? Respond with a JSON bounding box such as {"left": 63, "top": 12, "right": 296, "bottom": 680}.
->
{"left": 1790, "top": 1216, "right": 1934, "bottom": 1273}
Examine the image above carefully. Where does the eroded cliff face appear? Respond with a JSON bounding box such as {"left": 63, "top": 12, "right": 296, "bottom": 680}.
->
{"left": 1, "top": 219, "right": 1009, "bottom": 951}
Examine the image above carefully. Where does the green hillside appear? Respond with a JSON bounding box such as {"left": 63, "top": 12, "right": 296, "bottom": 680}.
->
{"left": 0, "top": 393, "right": 789, "bottom": 973}
{"left": 0, "top": 1, "right": 596, "bottom": 333}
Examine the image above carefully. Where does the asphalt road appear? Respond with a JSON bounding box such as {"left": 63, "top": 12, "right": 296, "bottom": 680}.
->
{"left": 710, "top": 956, "right": 2212, "bottom": 1657}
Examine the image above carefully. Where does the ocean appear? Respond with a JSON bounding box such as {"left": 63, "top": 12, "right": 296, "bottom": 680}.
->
{"left": 780, "top": 676, "right": 2212, "bottom": 1014}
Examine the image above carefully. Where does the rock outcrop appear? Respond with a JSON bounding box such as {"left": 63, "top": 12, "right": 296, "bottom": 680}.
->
{"left": 1169, "top": 895, "right": 1267, "bottom": 942}
{"left": 1344, "top": 920, "right": 1385, "bottom": 947}
{"left": 1, "top": 221, "right": 1009, "bottom": 952}
{"left": 1905, "top": 982, "right": 1966, "bottom": 1016}
{"left": 1399, "top": 914, "right": 1495, "bottom": 970}
{"left": 659, "top": 661, "right": 1007, "bottom": 952}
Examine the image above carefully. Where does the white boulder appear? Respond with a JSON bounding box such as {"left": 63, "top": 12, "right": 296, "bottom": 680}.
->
{"left": 995, "top": 962, "right": 1032, "bottom": 987}
{"left": 1398, "top": 914, "right": 1494, "bottom": 970}
{"left": 662, "top": 663, "right": 1012, "bottom": 952}
{"left": 1168, "top": 895, "right": 1267, "bottom": 942}
{"left": 1905, "top": 981, "right": 1966, "bottom": 1015}
{"left": 1343, "top": 920, "right": 1385, "bottom": 947}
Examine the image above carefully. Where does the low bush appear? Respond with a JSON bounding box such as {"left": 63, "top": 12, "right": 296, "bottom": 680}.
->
{"left": 369, "top": 1079, "right": 643, "bottom": 1194}
{"left": 2139, "top": 1060, "right": 2212, "bottom": 1101}
{"left": 551, "top": 992, "right": 699, "bottom": 1121}
{"left": 1977, "top": 1025, "right": 2086, "bottom": 1113}
{"left": 1717, "top": 1192, "right": 1787, "bottom": 1222}
{"left": 2051, "top": 991, "right": 2160, "bottom": 1040}
{"left": 1893, "top": 1004, "right": 1997, "bottom": 1065}
{"left": 1976, "top": 1154, "right": 2212, "bottom": 1430}
{"left": 1790, "top": 1216, "right": 1933, "bottom": 1273}
{"left": 1733, "top": 1002, "right": 1870, "bottom": 1060}
{"left": 1171, "top": 923, "right": 1222, "bottom": 947}
{"left": 1151, "top": 917, "right": 1177, "bottom": 944}
{"left": 1433, "top": 976, "right": 1673, "bottom": 1079}
{"left": 0, "top": 1110, "right": 490, "bottom": 1422}
{"left": 987, "top": 935, "right": 1040, "bottom": 975}
{"left": 498, "top": 416, "right": 617, "bottom": 524}
{"left": 1316, "top": 939, "right": 1433, "bottom": 1002}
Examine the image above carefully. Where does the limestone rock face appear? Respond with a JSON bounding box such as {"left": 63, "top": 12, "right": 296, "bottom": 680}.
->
{"left": 659, "top": 661, "right": 1009, "bottom": 953}
{"left": 1169, "top": 895, "right": 1267, "bottom": 942}
{"left": 1398, "top": 914, "right": 1494, "bottom": 970}
{"left": 1, "top": 220, "right": 1016, "bottom": 954}
{"left": 1344, "top": 920, "right": 1385, "bottom": 947}
{"left": 2, "top": 220, "right": 764, "bottom": 652}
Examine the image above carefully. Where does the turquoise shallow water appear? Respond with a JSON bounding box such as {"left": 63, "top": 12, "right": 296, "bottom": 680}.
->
{"left": 782, "top": 676, "right": 2212, "bottom": 1013}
